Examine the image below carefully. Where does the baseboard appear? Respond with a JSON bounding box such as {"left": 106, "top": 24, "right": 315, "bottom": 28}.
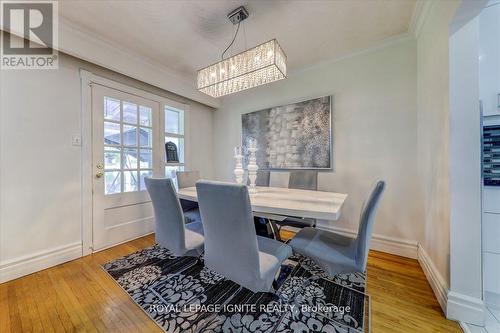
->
{"left": 417, "top": 245, "right": 485, "bottom": 326}
{"left": 459, "top": 322, "right": 472, "bottom": 333}
{"left": 93, "top": 232, "right": 154, "bottom": 253}
{"left": 458, "top": 322, "right": 472, "bottom": 333}
{"left": 0, "top": 242, "right": 82, "bottom": 283}
{"left": 447, "top": 291, "right": 485, "bottom": 326}
{"left": 318, "top": 225, "right": 419, "bottom": 259}
{"left": 460, "top": 322, "right": 487, "bottom": 333}
{"left": 417, "top": 244, "right": 449, "bottom": 313}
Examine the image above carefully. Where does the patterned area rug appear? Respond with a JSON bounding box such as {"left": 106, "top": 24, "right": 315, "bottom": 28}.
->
{"left": 103, "top": 245, "right": 369, "bottom": 333}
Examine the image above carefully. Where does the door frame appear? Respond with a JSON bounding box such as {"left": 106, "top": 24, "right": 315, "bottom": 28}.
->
{"left": 80, "top": 69, "right": 191, "bottom": 255}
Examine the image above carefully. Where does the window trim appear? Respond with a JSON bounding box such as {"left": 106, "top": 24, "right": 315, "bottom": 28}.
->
{"left": 161, "top": 102, "right": 190, "bottom": 177}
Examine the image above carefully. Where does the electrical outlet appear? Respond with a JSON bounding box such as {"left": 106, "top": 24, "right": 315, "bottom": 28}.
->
{"left": 72, "top": 135, "right": 82, "bottom": 146}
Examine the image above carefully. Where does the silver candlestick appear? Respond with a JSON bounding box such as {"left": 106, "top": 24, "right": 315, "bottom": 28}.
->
{"left": 233, "top": 146, "right": 244, "bottom": 185}
{"left": 247, "top": 139, "right": 259, "bottom": 193}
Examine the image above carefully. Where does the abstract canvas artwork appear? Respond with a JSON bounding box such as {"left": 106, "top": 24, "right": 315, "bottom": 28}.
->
{"left": 242, "top": 96, "right": 332, "bottom": 169}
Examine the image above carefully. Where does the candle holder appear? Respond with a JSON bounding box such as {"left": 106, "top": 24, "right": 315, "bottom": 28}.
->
{"left": 247, "top": 139, "right": 259, "bottom": 193}
{"left": 234, "top": 146, "right": 244, "bottom": 185}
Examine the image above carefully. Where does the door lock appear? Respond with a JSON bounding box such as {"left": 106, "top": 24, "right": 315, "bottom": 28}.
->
{"left": 96, "top": 163, "right": 104, "bottom": 169}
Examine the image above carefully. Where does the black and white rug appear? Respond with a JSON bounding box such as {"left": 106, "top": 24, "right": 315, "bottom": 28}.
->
{"left": 103, "top": 245, "right": 369, "bottom": 333}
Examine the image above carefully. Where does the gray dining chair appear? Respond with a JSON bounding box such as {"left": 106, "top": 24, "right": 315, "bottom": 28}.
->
{"left": 177, "top": 170, "right": 200, "bottom": 189}
{"left": 289, "top": 181, "right": 386, "bottom": 276}
{"left": 246, "top": 170, "right": 278, "bottom": 239}
{"left": 278, "top": 170, "right": 319, "bottom": 228}
{"left": 288, "top": 170, "right": 318, "bottom": 190}
{"left": 246, "top": 170, "right": 271, "bottom": 187}
{"left": 176, "top": 170, "right": 201, "bottom": 224}
{"left": 145, "top": 177, "right": 204, "bottom": 257}
{"left": 196, "top": 180, "right": 292, "bottom": 293}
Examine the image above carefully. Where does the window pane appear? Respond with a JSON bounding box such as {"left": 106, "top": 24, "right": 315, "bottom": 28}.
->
{"left": 104, "top": 147, "right": 121, "bottom": 169}
{"left": 165, "top": 136, "right": 184, "bottom": 163}
{"left": 165, "top": 165, "right": 184, "bottom": 188}
{"left": 123, "top": 125, "right": 138, "bottom": 146}
{"left": 165, "top": 165, "right": 185, "bottom": 178}
{"left": 123, "top": 148, "right": 138, "bottom": 169}
{"left": 139, "top": 106, "right": 152, "bottom": 127}
{"left": 123, "top": 170, "right": 138, "bottom": 192}
{"left": 139, "top": 149, "right": 152, "bottom": 169}
{"left": 104, "top": 122, "right": 121, "bottom": 145}
{"left": 139, "top": 127, "right": 152, "bottom": 148}
{"left": 139, "top": 170, "right": 153, "bottom": 191}
{"left": 104, "top": 97, "right": 120, "bottom": 121}
{"left": 165, "top": 108, "right": 183, "bottom": 134}
{"left": 123, "top": 102, "right": 137, "bottom": 124}
{"left": 105, "top": 171, "right": 121, "bottom": 194}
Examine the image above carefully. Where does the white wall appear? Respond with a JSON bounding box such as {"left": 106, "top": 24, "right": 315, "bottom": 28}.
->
{"left": 480, "top": 1, "right": 500, "bottom": 306}
{"left": 417, "top": 0, "right": 488, "bottom": 324}
{"left": 448, "top": 16, "right": 484, "bottom": 325}
{"left": 479, "top": 3, "right": 500, "bottom": 116}
{"left": 416, "top": 0, "right": 458, "bottom": 292}
{"left": 213, "top": 39, "right": 422, "bottom": 248}
{"left": 0, "top": 49, "right": 214, "bottom": 282}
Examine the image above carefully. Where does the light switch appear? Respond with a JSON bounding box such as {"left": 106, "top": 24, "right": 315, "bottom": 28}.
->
{"left": 72, "top": 135, "right": 82, "bottom": 146}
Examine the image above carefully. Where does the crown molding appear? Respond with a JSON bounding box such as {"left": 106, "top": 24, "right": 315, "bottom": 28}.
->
{"left": 2, "top": 16, "right": 220, "bottom": 109}
{"left": 289, "top": 32, "right": 414, "bottom": 78}
{"left": 58, "top": 17, "right": 220, "bottom": 108}
{"left": 486, "top": 0, "right": 500, "bottom": 7}
{"left": 409, "top": 0, "right": 434, "bottom": 38}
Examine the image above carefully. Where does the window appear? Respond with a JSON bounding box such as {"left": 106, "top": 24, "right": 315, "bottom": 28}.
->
{"left": 103, "top": 97, "right": 153, "bottom": 195}
{"left": 164, "top": 106, "right": 185, "bottom": 185}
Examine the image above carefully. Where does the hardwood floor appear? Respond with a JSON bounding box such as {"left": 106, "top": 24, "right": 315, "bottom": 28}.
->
{"left": 0, "top": 234, "right": 462, "bottom": 332}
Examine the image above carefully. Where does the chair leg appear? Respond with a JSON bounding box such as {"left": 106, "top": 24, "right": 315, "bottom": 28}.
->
{"left": 271, "top": 264, "right": 284, "bottom": 293}
{"left": 267, "top": 219, "right": 282, "bottom": 241}
{"left": 272, "top": 279, "right": 278, "bottom": 291}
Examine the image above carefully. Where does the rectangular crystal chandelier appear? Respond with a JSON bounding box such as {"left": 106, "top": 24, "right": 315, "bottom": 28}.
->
{"left": 197, "top": 39, "right": 287, "bottom": 98}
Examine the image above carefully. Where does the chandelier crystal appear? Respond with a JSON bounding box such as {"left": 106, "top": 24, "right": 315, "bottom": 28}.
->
{"left": 197, "top": 39, "right": 287, "bottom": 98}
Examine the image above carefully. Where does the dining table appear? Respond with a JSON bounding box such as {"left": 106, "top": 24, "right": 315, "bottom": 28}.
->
{"left": 177, "top": 185, "right": 348, "bottom": 221}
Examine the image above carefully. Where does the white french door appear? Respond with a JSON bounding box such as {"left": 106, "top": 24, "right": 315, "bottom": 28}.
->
{"left": 91, "top": 84, "right": 163, "bottom": 251}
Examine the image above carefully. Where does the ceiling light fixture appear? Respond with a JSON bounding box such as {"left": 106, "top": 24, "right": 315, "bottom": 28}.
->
{"left": 197, "top": 6, "right": 287, "bottom": 98}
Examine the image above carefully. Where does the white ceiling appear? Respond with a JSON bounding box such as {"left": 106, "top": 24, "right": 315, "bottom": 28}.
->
{"left": 59, "top": 0, "right": 416, "bottom": 82}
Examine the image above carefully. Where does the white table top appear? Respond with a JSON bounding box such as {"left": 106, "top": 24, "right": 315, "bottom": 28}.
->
{"left": 178, "top": 186, "right": 347, "bottom": 221}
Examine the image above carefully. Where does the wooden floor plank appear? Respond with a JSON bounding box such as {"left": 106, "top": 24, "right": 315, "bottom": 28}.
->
{"left": 0, "top": 234, "right": 462, "bottom": 332}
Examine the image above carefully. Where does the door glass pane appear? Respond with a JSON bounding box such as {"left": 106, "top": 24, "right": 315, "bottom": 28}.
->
{"left": 104, "top": 97, "right": 120, "bottom": 121}
{"left": 165, "top": 136, "right": 184, "bottom": 163}
{"left": 123, "top": 170, "right": 138, "bottom": 192}
{"left": 102, "top": 96, "right": 155, "bottom": 195}
{"left": 140, "top": 127, "right": 152, "bottom": 148}
{"left": 165, "top": 108, "right": 183, "bottom": 134}
{"left": 165, "top": 166, "right": 184, "bottom": 188}
{"left": 139, "top": 170, "right": 153, "bottom": 190}
{"left": 123, "top": 125, "right": 138, "bottom": 146}
{"left": 104, "top": 147, "right": 121, "bottom": 169}
{"left": 123, "top": 102, "right": 137, "bottom": 124}
{"left": 104, "top": 122, "right": 121, "bottom": 145}
{"left": 139, "top": 149, "right": 153, "bottom": 169}
{"left": 123, "top": 148, "right": 138, "bottom": 169}
{"left": 139, "top": 106, "right": 152, "bottom": 127}
{"left": 165, "top": 165, "right": 184, "bottom": 177}
{"left": 105, "top": 171, "right": 121, "bottom": 194}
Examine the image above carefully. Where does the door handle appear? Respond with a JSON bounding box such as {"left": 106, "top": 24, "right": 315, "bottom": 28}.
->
{"left": 96, "top": 171, "right": 104, "bottom": 179}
